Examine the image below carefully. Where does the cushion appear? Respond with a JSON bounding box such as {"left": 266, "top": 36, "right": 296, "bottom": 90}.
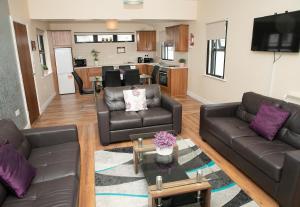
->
{"left": 232, "top": 136, "right": 295, "bottom": 181}
{"left": 250, "top": 103, "right": 290, "bottom": 140}
{"left": 0, "top": 119, "right": 31, "bottom": 159}
{"left": 277, "top": 102, "right": 300, "bottom": 149}
{"left": 2, "top": 176, "right": 78, "bottom": 207}
{"left": 241, "top": 92, "right": 284, "bottom": 116}
{"left": 205, "top": 117, "right": 256, "bottom": 146}
{"left": 105, "top": 86, "right": 131, "bottom": 111}
{"left": 110, "top": 111, "right": 142, "bottom": 130}
{"left": 123, "top": 89, "right": 148, "bottom": 112}
{"left": 29, "top": 142, "right": 80, "bottom": 184}
{"left": 138, "top": 107, "right": 172, "bottom": 127}
{"left": 0, "top": 144, "right": 36, "bottom": 198}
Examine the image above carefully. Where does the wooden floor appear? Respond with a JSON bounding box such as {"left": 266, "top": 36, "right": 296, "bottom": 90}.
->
{"left": 33, "top": 93, "right": 278, "bottom": 207}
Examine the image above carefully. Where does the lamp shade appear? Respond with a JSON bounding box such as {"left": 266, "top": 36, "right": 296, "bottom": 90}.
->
{"left": 106, "top": 20, "right": 118, "bottom": 30}
{"left": 124, "top": 0, "right": 143, "bottom": 5}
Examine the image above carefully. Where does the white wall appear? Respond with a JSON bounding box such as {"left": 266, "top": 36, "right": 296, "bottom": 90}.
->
{"left": 49, "top": 21, "right": 157, "bottom": 65}
{"left": 8, "top": 0, "right": 56, "bottom": 114}
{"left": 27, "top": 0, "right": 198, "bottom": 21}
{"left": 188, "top": 0, "right": 300, "bottom": 104}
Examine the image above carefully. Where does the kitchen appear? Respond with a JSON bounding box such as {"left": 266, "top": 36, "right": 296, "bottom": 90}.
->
{"left": 48, "top": 21, "right": 189, "bottom": 97}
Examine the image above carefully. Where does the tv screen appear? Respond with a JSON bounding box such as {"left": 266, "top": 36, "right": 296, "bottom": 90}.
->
{"left": 251, "top": 10, "right": 300, "bottom": 52}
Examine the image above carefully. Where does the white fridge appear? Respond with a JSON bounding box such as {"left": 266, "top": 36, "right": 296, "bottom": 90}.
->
{"left": 54, "top": 48, "right": 76, "bottom": 95}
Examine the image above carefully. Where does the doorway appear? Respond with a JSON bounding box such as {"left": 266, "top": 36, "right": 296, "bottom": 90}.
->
{"left": 13, "top": 21, "right": 40, "bottom": 124}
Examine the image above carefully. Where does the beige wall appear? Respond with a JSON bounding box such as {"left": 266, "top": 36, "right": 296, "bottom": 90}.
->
{"left": 49, "top": 22, "right": 156, "bottom": 65}
{"left": 27, "top": 0, "right": 197, "bottom": 21}
{"left": 8, "top": 0, "right": 56, "bottom": 114}
{"left": 188, "top": 0, "right": 300, "bottom": 104}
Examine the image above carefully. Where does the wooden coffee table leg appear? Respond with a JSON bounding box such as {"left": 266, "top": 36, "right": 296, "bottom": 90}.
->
{"left": 133, "top": 150, "right": 139, "bottom": 174}
{"left": 201, "top": 188, "right": 211, "bottom": 207}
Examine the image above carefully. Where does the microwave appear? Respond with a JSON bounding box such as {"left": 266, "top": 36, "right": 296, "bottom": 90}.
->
{"left": 74, "top": 59, "right": 87, "bottom": 67}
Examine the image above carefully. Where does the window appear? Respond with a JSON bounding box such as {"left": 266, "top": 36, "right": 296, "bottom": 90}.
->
{"left": 74, "top": 34, "right": 95, "bottom": 43}
{"left": 161, "top": 43, "right": 174, "bottom": 61}
{"left": 206, "top": 21, "right": 228, "bottom": 79}
{"left": 116, "top": 34, "right": 134, "bottom": 42}
{"left": 74, "top": 33, "right": 135, "bottom": 43}
{"left": 37, "top": 34, "right": 47, "bottom": 66}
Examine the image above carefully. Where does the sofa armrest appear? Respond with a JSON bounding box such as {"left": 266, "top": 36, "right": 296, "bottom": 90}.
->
{"left": 96, "top": 97, "right": 110, "bottom": 146}
{"left": 277, "top": 150, "right": 300, "bottom": 207}
{"left": 161, "top": 94, "right": 182, "bottom": 134}
{"left": 22, "top": 125, "right": 78, "bottom": 148}
{"left": 200, "top": 102, "right": 240, "bottom": 118}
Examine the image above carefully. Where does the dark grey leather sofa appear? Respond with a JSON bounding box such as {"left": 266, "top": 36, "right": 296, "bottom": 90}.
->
{"left": 96, "top": 84, "right": 182, "bottom": 145}
{"left": 0, "top": 119, "right": 80, "bottom": 207}
{"left": 200, "top": 92, "right": 300, "bottom": 207}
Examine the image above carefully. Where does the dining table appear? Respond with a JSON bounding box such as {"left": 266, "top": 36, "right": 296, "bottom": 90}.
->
{"left": 89, "top": 74, "right": 152, "bottom": 95}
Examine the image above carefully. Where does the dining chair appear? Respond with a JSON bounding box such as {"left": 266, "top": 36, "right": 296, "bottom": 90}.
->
{"left": 102, "top": 66, "right": 114, "bottom": 87}
{"left": 119, "top": 65, "right": 131, "bottom": 70}
{"left": 123, "top": 69, "right": 141, "bottom": 86}
{"left": 151, "top": 65, "right": 160, "bottom": 84}
{"left": 72, "top": 71, "right": 94, "bottom": 95}
{"left": 105, "top": 70, "right": 122, "bottom": 87}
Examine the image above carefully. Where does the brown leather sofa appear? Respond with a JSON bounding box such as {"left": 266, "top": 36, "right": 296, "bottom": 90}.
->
{"left": 0, "top": 119, "right": 80, "bottom": 207}
{"left": 200, "top": 92, "right": 300, "bottom": 207}
{"left": 96, "top": 84, "right": 182, "bottom": 145}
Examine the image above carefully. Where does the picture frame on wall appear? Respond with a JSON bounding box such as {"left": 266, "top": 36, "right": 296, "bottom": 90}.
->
{"left": 31, "top": 41, "right": 37, "bottom": 51}
{"left": 117, "top": 47, "right": 126, "bottom": 54}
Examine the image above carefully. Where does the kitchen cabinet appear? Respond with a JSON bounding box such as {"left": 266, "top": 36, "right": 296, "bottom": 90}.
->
{"left": 136, "top": 64, "right": 154, "bottom": 76}
{"left": 50, "top": 31, "right": 72, "bottom": 47}
{"left": 136, "top": 31, "right": 156, "bottom": 51}
{"left": 74, "top": 67, "right": 101, "bottom": 89}
{"left": 160, "top": 68, "right": 188, "bottom": 97}
{"left": 166, "top": 24, "right": 189, "bottom": 52}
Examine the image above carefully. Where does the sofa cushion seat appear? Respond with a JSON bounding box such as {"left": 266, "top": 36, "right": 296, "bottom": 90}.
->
{"left": 29, "top": 142, "right": 80, "bottom": 184}
{"left": 205, "top": 117, "right": 257, "bottom": 146}
{"left": 138, "top": 107, "right": 172, "bottom": 127}
{"left": 110, "top": 111, "right": 142, "bottom": 130}
{"left": 2, "top": 176, "right": 78, "bottom": 207}
{"left": 232, "top": 136, "right": 295, "bottom": 182}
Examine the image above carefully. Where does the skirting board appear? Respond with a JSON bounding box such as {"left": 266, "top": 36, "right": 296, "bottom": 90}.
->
{"left": 187, "top": 91, "right": 213, "bottom": 105}
{"left": 40, "top": 93, "right": 56, "bottom": 113}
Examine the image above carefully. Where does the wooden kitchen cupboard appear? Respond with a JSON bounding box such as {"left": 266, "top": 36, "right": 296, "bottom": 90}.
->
{"left": 136, "top": 31, "right": 156, "bottom": 51}
{"left": 74, "top": 67, "right": 102, "bottom": 89}
{"left": 166, "top": 24, "right": 189, "bottom": 52}
{"left": 160, "top": 68, "right": 188, "bottom": 97}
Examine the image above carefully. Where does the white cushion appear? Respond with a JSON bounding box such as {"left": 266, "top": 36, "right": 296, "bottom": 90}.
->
{"left": 123, "top": 89, "right": 148, "bottom": 112}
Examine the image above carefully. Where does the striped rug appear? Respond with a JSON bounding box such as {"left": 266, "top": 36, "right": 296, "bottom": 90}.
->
{"left": 95, "top": 139, "right": 258, "bottom": 207}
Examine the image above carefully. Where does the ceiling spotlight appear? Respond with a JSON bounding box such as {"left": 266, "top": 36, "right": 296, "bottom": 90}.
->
{"left": 124, "top": 0, "right": 143, "bottom": 5}
{"left": 106, "top": 20, "right": 118, "bottom": 30}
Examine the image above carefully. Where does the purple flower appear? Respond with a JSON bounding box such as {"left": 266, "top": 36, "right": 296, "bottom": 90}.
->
{"left": 154, "top": 131, "right": 176, "bottom": 149}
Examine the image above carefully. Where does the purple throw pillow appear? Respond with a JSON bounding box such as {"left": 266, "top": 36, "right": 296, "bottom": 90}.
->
{"left": 250, "top": 103, "right": 290, "bottom": 140}
{"left": 0, "top": 144, "right": 36, "bottom": 198}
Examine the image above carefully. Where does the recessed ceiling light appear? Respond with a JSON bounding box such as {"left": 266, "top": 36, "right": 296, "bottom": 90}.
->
{"left": 124, "top": 0, "right": 143, "bottom": 5}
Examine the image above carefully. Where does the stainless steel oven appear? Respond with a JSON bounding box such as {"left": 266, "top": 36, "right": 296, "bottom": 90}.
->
{"left": 159, "top": 69, "right": 168, "bottom": 86}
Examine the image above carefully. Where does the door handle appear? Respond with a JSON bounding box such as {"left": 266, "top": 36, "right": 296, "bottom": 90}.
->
{"left": 32, "top": 72, "right": 36, "bottom": 76}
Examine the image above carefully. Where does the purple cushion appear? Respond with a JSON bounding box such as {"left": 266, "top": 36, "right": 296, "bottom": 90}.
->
{"left": 0, "top": 144, "right": 36, "bottom": 198}
{"left": 250, "top": 102, "right": 290, "bottom": 140}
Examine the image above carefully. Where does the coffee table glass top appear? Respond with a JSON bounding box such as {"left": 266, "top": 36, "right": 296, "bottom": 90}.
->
{"left": 130, "top": 132, "right": 219, "bottom": 188}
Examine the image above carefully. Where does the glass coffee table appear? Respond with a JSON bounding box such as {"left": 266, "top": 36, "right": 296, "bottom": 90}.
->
{"left": 130, "top": 132, "right": 215, "bottom": 207}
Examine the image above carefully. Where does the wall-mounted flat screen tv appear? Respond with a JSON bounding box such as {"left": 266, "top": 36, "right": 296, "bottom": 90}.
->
{"left": 251, "top": 10, "right": 300, "bottom": 52}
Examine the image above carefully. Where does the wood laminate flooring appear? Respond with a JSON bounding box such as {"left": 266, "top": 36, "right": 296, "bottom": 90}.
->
{"left": 33, "top": 93, "right": 278, "bottom": 207}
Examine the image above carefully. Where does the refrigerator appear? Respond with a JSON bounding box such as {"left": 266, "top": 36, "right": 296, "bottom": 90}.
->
{"left": 54, "top": 48, "right": 75, "bottom": 94}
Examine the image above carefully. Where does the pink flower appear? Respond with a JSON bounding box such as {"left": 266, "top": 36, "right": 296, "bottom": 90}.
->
{"left": 154, "top": 131, "right": 176, "bottom": 149}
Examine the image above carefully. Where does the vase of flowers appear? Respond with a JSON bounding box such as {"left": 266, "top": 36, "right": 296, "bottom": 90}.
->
{"left": 154, "top": 131, "right": 177, "bottom": 164}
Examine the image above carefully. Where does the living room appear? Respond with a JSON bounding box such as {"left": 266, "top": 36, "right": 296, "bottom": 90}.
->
{"left": 0, "top": 0, "right": 300, "bottom": 207}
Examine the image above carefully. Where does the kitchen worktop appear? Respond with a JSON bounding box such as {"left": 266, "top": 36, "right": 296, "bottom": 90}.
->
{"left": 74, "top": 63, "right": 188, "bottom": 70}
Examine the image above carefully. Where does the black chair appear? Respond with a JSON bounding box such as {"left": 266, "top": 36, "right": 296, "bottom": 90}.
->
{"left": 102, "top": 66, "right": 114, "bottom": 87}
{"left": 119, "top": 65, "right": 131, "bottom": 70}
{"left": 151, "top": 65, "right": 160, "bottom": 84}
{"left": 123, "top": 69, "right": 140, "bottom": 86}
{"left": 105, "top": 70, "right": 122, "bottom": 87}
{"left": 72, "top": 71, "right": 94, "bottom": 95}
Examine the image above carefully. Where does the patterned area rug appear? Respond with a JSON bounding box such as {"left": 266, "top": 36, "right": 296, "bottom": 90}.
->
{"left": 95, "top": 139, "right": 258, "bottom": 207}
